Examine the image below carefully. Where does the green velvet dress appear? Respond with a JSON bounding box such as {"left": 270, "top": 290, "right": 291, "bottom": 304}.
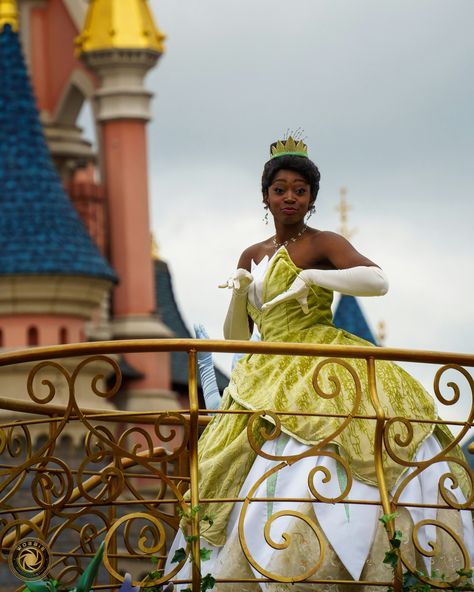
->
{"left": 196, "top": 248, "right": 462, "bottom": 547}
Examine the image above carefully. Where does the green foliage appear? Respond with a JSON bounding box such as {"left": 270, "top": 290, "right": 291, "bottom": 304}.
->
{"left": 380, "top": 512, "right": 398, "bottom": 526}
{"left": 199, "top": 548, "right": 212, "bottom": 562}
{"left": 170, "top": 505, "right": 216, "bottom": 592}
{"left": 140, "top": 564, "right": 177, "bottom": 592}
{"left": 171, "top": 548, "right": 187, "bottom": 563}
{"left": 381, "top": 517, "right": 474, "bottom": 591}
{"left": 385, "top": 563, "right": 474, "bottom": 591}
{"left": 200, "top": 574, "right": 216, "bottom": 592}
{"left": 457, "top": 569, "right": 473, "bottom": 579}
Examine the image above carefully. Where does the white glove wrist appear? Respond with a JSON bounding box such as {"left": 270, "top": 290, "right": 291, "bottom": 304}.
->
{"left": 220, "top": 269, "right": 254, "bottom": 340}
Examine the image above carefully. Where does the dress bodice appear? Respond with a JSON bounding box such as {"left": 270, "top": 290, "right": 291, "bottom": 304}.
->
{"left": 247, "top": 247, "right": 334, "bottom": 341}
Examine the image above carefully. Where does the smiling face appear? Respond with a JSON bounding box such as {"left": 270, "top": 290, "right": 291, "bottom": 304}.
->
{"left": 265, "top": 169, "right": 313, "bottom": 224}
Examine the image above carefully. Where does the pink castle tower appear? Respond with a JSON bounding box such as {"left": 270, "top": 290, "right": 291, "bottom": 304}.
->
{"left": 76, "top": 0, "right": 176, "bottom": 413}
{"left": 0, "top": 0, "right": 180, "bottom": 416}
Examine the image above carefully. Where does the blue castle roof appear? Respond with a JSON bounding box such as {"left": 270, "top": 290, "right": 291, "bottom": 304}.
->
{"left": 154, "top": 259, "right": 229, "bottom": 392}
{"left": 333, "top": 294, "right": 377, "bottom": 345}
{"left": 0, "top": 24, "right": 116, "bottom": 282}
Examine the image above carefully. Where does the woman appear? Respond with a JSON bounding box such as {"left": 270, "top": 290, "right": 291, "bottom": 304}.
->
{"left": 168, "top": 137, "right": 473, "bottom": 591}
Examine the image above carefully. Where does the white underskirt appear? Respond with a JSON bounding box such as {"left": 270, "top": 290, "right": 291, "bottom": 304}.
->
{"left": 166, "top": 433, "right": 474, "bottom": 588}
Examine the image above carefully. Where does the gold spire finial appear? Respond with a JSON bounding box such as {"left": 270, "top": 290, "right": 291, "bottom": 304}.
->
{"left": 151, "top": 233, "right": 161, "bottom": 260}
{"left": 335, "top": 187, "right": 356, "bottom": 240}
{"left": 0, "top": 0, "right": 19, "bottom": 33}
{"left": 76, "top": 0, "right": 165, "bottom": 55}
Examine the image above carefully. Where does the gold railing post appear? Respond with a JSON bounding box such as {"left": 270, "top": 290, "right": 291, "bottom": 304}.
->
{"left": 188, "top": 349, "right": 201, "bottom": 591}
{"left": 367, "top": 356, "right": 402, "bottom": 592}
{"left": 109, "top": 504, "right": 118, "bottom": 588}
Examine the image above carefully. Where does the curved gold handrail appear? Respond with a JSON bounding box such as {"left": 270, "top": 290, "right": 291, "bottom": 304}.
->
{"left": 0, "top": 338, "right": 473, "bottom": 367}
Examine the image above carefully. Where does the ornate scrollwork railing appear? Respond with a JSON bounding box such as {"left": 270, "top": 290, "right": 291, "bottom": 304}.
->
{"left": 0, "top": 340, "right": 472, "bottom": 591}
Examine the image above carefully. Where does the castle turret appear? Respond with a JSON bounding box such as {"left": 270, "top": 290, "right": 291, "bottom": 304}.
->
{"left": 76, "top": 0, "right": 168, "bottom": 340}
{"left": 0, "top": 2, "right": 115, "bottom": 349}
{"left": 0, "top": 1, "right": 117, "bottom": 434}
{"left": 76, "top": 0, "right": 177, "bottom": 412}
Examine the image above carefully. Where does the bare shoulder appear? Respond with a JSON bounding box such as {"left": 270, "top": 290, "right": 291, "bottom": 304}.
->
{"left": 237, "top": 240, "right": 270, "bottom": 271}
{"left": 311, "top": 230, "right": 349, "bottom": 247}
{"left": 308, "top": 230, "right": 377, "bottom": 269}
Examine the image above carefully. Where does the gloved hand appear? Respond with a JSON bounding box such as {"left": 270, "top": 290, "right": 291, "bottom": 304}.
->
{"left": 219, "top": 269, "right": 254, "bottom": 339}
{"left": 262, "top": 266, "right": 388, "bottom": 314}
{"left": 218, "top": 268, "right": 253, "bottom": 294}
{"left": 194, "top": 324, "right": 221, "bottom": 411}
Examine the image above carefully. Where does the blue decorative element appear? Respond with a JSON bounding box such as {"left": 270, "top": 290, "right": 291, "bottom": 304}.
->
{"left": 0, "top": 24, "right": 116, "bottom": 281}
{"left": 154, "top": 259, "right": 228, "bottom": 391}
{"left": 194, "top": 323, "right": 222, "bottom": 412}
{"left": 333, "top": 294, "right": 377, "bottom": 345}
{"left": 118, "top": 573, "right": 140, "bottom": 592}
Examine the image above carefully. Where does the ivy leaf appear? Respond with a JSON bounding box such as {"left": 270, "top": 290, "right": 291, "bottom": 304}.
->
{"left": 191, "top": 505, "right": 202, "bottom": 516}
{"left": 383, "top": 549, "right": 399, "bottom": 568}
{"left": 151, "top": 555, "right": 159, "bottom": 565}
{"left": 389, "top": 530, "right": 403, "bottom": 549}
{"left": 201, "top": 513, "right": 215, "bottom": 527}
{"left": 149, "top": 569, "right": 162, "bottom": 579}
{"left": 457, "top": 568, "right": 473, "bottom": 578}
{"left": 380, "top": 512, "right": 398, "bottom": 526}
{"left": 201, "top": 573, "right": 216, "bottom": 592}
{"left": 177, "top": 506, "right": 191, "bottom": 520}
{"left": 185, "top": 534, "right": 198, "bottom": 544}
{"left": 171, "top": 547, "right": 187, "bottom": 563}
{"left": 200, "top": 547, "right": 212, "bottom": 561}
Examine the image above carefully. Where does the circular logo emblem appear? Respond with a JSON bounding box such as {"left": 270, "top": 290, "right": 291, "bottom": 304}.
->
{"left": 8, "top": 538, "right": 51, "bottom": 581}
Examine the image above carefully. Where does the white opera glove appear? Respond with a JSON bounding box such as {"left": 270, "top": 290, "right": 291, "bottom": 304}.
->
{"left": 262, "top": 266, "right": 389, "bottom": 315}
{"left": 219, "top": 269, "right": 253, "bottom": 339}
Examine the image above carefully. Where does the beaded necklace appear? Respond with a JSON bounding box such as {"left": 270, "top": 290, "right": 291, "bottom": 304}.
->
{"left": 272, "top": 225, "right": 308, "bottom": 249}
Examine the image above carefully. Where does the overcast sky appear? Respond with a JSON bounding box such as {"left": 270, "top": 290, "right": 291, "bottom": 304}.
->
{"left": 91, "top": 1, "right": 474, "bottom": 423}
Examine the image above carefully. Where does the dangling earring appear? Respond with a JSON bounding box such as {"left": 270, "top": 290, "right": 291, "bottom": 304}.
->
{"left": 306, "top": 205, "right": 316, "bottom": 221}
{"left": 263, "top": 206, "right": 269, "bottom": 225}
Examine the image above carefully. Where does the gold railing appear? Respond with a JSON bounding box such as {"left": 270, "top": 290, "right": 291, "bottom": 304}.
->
{"left": 0, "top": 340, "right": 473, "bottom": 591}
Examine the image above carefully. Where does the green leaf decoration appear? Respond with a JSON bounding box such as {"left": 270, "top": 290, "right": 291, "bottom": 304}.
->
{"left": 171, "top": 547, "right": 187, "bottom": 563}
{"left": 74, "top": 541, "right": 105, "bottom": 592}
{"left": 201, "top": 513, "right": 215, "bottom": 527}
{"left": 24, "top": 581, "right": 58, "bottom": 592}
{"left": 380, "top": 512, "right": 398, "bottom": 526}
{"left": 177, "top": 506, "right": 189, "bottom": 520}
{"left": 383, "top": 549, "right": 399, "bottom": 568}
{"left": 199, "top": 548, "right": 212, "bottom": 562}
{"left": 457, "top": 568, "right": 473, "bottom": 578}
{"left": 201, "top": 573, "right": 216, "bottom": 592}
{"left": 389, "top": 530, "right": 403, "bottom": 549}
{"left": 148, "top": 569, "right": 162, "bottom": 579}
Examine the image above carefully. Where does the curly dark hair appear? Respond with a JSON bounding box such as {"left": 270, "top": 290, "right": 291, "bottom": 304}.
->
{"left": 261, "top": 155, "right": 321, "bottom": 204}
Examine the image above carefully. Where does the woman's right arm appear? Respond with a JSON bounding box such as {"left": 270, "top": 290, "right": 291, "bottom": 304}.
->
{"left": 222, "top": 247, "right": 255, "bottom": 340}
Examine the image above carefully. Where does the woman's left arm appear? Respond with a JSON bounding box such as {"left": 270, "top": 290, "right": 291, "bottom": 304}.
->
{"left": 262, "top": 233, "right": 388, "bottom": 313}
{"left": 307, "top": 231, "right": 389, "bottom": 295}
